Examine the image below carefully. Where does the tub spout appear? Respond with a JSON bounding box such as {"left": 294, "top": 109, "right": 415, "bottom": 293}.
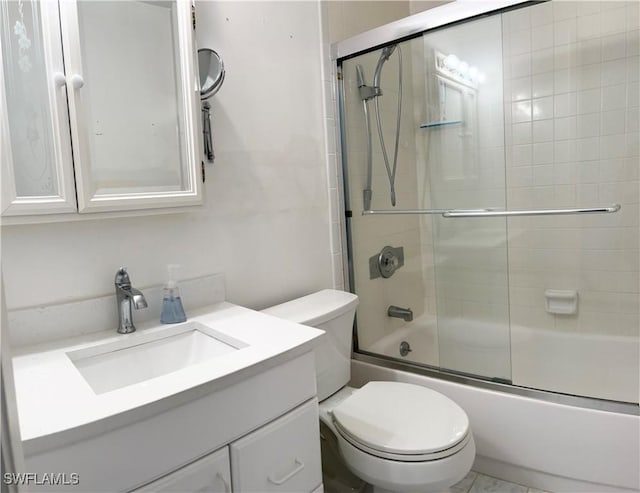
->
{"left": 388, "top": 305, "right": 413, "bottom": 322}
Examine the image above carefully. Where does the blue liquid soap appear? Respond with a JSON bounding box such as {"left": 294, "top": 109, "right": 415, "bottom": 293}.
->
{"left": 160, "top": 264, "right": 187, "bottom": 324}
{"left": 160, "top": 292, "right": 186, "bottom": 324}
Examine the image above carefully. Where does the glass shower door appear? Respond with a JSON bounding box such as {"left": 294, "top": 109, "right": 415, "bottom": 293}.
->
{"left": 421, "top": 15, "right": 512, "bottom": 382}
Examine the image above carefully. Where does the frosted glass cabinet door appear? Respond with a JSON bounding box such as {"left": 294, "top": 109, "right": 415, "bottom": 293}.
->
{"left": 59, "top": 0, "right": 202, "bottom": 213}
{"left": 0, "top": 0, "right": 77, "bottom": 216}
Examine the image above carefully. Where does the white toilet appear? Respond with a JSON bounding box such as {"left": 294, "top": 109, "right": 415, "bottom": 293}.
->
{"left": 262, "top": 289, "right": 475, "bottom": 493}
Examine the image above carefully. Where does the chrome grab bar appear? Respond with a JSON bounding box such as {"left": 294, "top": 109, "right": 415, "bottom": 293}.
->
{"left": 442, "top": 204, "right": 621, "bottom": 218}
{"left": 362, "top": 208, "right": 490, "bottom": 215}
{"left": 361, "top": 204, "right": 621, "bottom": 217}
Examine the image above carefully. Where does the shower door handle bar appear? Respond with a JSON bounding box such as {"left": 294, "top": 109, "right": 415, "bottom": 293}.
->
{"left": 442, "top": 204, "right": 621, "bottom": 218}
{"left": 362, "top": 204, "right": 621, "bottom": 217}
{"left": 362, "top": 208, "right": 486, "bottom": 215}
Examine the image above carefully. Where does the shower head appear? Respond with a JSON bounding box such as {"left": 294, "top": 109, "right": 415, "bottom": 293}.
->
{"left": 380, "top": 45, "right": 397, "bottom": 61}
{"left": 373, "top": 44, "right": 397, "bottom": 89}
{"left": 356, "top": 64, "right": 366, "bottom": 88}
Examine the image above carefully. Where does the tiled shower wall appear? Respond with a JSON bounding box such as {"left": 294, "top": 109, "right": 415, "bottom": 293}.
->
{"left": 502, "top": 1, "right": 639, "bottom": 336}
{"left": 503, "top": 1, "right": 639, "bottom": 401}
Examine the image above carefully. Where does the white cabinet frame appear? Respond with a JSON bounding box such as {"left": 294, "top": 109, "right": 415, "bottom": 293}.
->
{"left": 1, "top": 0, "right": 77, "bottom": 216}
{"left": 2, "top": 0, "right": 203, "bottom": 218}
{"left": 58, "top": 0, "right": 202, "bottom": 214}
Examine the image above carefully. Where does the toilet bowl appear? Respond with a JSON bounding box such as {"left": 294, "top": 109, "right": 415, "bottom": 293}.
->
{"left": 262, "top": 290, "right": 475, "bottom": 493}
{"left": 319, "top": 383, "right": 475, "bottom": 493}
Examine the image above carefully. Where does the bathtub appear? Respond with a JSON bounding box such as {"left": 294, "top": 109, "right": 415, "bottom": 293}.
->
{"left": 366, "top": 321, "right": 639, "bottom": 403}
{"left": 353, "top": 323, "right": 640, "bottom": 493}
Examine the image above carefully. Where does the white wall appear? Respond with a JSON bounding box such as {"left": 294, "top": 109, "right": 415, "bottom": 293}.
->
{"left": 2, "top": 2, "right": 335, "bottom": 324}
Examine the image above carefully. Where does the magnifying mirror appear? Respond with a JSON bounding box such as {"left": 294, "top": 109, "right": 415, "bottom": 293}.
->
{"left": 198, "top": 48, "right": 225, "bottom": 100}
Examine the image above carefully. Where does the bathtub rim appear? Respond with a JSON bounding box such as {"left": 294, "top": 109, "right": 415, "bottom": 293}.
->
{"left": 353, "top": 351, "right": 639, "bottom": 416}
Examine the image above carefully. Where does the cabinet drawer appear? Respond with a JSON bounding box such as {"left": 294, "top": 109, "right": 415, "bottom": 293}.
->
{"left": 133, "top": 447, "right": 231, "bottom": 493}
{"left": 230, "top": 399, "right": 321, "bottom": 493}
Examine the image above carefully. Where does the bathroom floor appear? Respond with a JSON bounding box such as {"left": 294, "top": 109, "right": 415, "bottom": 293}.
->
{"left": 447, "top": 471, "right": 551, "bottom": 493}
{"left": 328, "top": 470, "right": 552, "bottom": 493}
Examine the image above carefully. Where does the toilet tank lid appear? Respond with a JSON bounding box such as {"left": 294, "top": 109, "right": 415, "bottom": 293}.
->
{"left": 262, "top": 289, "right": 358, "bottom": 326}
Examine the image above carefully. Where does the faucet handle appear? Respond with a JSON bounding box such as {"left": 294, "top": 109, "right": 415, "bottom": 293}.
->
{"left": 115, "top": 267, "right": 131, "bottom": 287}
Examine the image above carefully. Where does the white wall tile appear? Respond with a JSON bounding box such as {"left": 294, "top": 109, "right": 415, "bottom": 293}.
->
{"left": 532, "top": 24, "right": 554, "bottom": 51}
{"left": 532, "top": 96, "right": 554, "bottom": 120}
{"left": 532, "top": 72, "right": 554, "bottom": 98}
{"left": 601, "top": 109, "right": 627, "bottom": 135}
{"left": 601, "top": 5, "right": 628, "bottom": 36}
{"left": 531, "top": 48, "right": 554, "bottom": 74}
{"left": 602, "top": 84, "right": 627, "bottom": 111}
{"left": 554, "top": 43, "right": 577, "bottom": 70}
{"left": 628, "top": 30, "right": 640, "bottom": 56}
{"left": 627, "top": 56, "right": 640, "bottom": 82}
{"left": 554, "top": 18, "right": 578, "bottom": 46}
{"left": 577, "top": 63, "right": 602, "bottom": 90}
{"left": 533, "top": 119, "right": 554, "bottom": 142}
{"left": 577, "top": 38, "right": 602, "bottom": 66}
{"left": 600, "top": 133, "right": 628, "bottom": 158}
{"left": 576, "top": 113, "right": 600, "bottom": 138}
{"left": 512, "top": 100, "right": 533, "bottom": 122}
{"left": 513, "top": 122, "right": 532, "bottom": 145}
{"left": 577, "top": 88, "right": 602, "bottom": 114}
{"left": 576, "top": 136, "right": 600, "bottom": 161}
{"left": 554, "top": 116, "right": 577, "bottom": 140}
{"left": 577, "top": 12, "right": 601, "bottom": 40}
{"left": 511, "top": 53, "right": 532, "bottom": 78}
{"left": 511, "top": 29, "right": 532, "bottom": 55}
{"left": 602, "top": 32, "right": 628, "bottom": 61}
{"left": 554, "top": 91, "right": 578, "bottom": 117}
{"left": 601, "top": 59, "right": 627, "bottom": 86}
{"left": 554, "top": 69, "right": 578, "bottom": 93}
{"left": 511, "top": 76, "right": 532, "bottom": 101}
{"left": 533, "top": 142, "right": 554, "bottom": 164}
{"left": 530, "top": 1, "right": 554, "bottom": 27}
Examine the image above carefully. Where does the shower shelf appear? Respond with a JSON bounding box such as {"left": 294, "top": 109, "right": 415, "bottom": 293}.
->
{"left": 419, "top": 120, "right": 462, "bottom": 128}
{"left": 362, "top": 204, "right": 621, "bottom": 217}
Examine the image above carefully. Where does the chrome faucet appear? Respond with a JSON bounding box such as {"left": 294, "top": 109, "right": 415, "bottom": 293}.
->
{"left": 388, "top": 305, "right": 413, "bottom": 322}
{"left": 115, "top": 267, "right": 148, "bottom": 334}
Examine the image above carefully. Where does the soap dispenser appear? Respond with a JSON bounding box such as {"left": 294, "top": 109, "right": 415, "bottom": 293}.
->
{"left": 160, "top": 264, "right": 187, "bottom": 324}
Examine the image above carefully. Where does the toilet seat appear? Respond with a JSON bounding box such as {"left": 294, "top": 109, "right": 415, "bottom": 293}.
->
{"left": 331, "top": 382, "right": 470, "bottom": 461}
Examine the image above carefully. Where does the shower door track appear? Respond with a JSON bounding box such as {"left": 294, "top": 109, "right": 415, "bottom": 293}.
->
{"left": 353, "top": 351, "right": 639, "bottom": 416}
{"left": 361, "top": 204, "right": 621, "bottom": 217}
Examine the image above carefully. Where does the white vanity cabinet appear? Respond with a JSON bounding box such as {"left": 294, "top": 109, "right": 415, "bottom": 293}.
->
{"left": 0, "top": 0, "right": 202, "bottom": 219}
{"left": 134, "top": 447, "right": 232, "bottom": 493}
{"left": 230, "top": 398, "right": 322, "bottom": 493}
{"left": 21, "top": 352, "right": 324, "bottom": 493}
{"left": 132, "top": 399, "right": 322, "bottom": 493}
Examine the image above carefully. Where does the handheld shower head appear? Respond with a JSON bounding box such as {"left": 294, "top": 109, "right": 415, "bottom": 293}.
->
{"left": 380, "top": 45, "right": 396, "bottom": 61}
{"left": 356, "top": 64, "right": 366, "bottom": 88}
{"left": 373, "top": 44, "right": 397, "bottom": 89}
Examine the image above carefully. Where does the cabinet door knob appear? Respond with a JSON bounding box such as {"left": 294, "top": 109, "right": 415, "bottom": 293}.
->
{"left": 53, "top": 72, "right": 67, "bottom": 87}
{"left": 70, "top": 74, "right": 85, "bottom": 89}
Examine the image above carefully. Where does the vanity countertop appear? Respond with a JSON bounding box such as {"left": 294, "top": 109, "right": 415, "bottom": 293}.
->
{"left": 12, "top": 302, "right": 324, "bottom": 450}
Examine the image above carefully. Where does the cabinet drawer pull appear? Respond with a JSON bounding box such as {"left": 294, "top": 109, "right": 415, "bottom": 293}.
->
{"left": 267, "top": 459, "right": 305, "bottom": 485}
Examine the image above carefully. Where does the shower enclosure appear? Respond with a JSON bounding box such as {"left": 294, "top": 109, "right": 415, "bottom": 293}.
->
{"left": 338, "top": 0, "right": 639, "bottom": 408}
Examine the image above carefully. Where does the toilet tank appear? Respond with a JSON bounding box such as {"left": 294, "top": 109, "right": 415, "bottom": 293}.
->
{"left": 261, "top": 289, "right": 359, "bottom": 401}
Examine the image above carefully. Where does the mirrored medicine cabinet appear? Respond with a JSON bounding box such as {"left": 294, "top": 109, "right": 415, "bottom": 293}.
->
{"left": 0, "top": 0, "right": 203, "bottom": 220}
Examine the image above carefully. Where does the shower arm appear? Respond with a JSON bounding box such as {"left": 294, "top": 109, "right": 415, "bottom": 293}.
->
{"left": 361, "top": 204, "right": 622, "bottom": 217}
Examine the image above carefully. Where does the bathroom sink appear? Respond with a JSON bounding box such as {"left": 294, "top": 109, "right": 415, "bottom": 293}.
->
{"left": 67, "top": 321, "right": 248, "bottom": 394}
